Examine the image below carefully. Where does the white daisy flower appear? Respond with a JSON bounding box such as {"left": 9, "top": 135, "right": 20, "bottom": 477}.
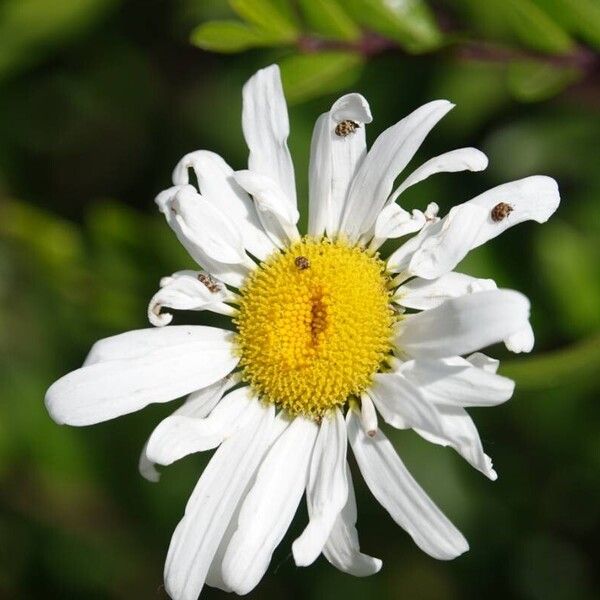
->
{"left": 45, "top": 65, "right": 560, "bottom": 599}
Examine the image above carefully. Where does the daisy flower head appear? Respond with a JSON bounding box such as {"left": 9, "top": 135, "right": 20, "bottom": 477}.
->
{"left": 46, "top": 65, "right": 560, "bottom": 599}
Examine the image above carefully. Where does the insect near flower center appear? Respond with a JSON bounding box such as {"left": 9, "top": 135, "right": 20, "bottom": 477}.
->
{"left": 235, "top": 238, "right": 396, "bottom": 419}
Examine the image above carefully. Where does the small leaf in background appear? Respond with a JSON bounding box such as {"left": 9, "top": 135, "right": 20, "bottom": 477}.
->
{"left": 343, "top": 0, "right": 442, "bottom": 53}
{"left": 190, "top": 20, "right": 284, "bottom": 53}
{"left": 494, "top": 0, "right": 574, "bottom": 54}
{"left": 533, "top": 0, "right": 600, "bottom": 48}
{"left": 298, "top": 0, "right": 361, "bottom": 41}
{"left": 229, "top": 0, "right": 299, "bottom": 42}
{"left": 279, "top": 51, "right": 364, "bottom": 104}
{"left": 535, "top": 221, "right": 600, "bottom": 337}
{"left": 507, "top": 60, "right": 580, "bottom": 102}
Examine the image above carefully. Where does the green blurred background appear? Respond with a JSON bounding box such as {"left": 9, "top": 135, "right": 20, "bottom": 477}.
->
{"left": 0, "top": 1, "right": 599, "bottom": 598}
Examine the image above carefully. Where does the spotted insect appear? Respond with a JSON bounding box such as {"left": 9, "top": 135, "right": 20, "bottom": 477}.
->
{"left": 491, "top": 202, "right": 513, "bottom": 222}
{"left": 197, "top": 272, "right": 221, "bottom": 293}
{"left": 335, "top": 120, "right": 359, "bottom": 137}
{"left": 294, "top": 256, "right": 310, "bottom": 270}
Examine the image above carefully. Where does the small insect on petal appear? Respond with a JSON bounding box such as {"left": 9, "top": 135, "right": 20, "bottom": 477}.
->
{"left": 491, "top": 202, "right": 513, "bottom": 222}
{"left": 198, "top": 272, "right": 221, "bottom": 293}
{"left": 294, "top": 256, "right": 310, "bottom": 270}
{"left": 335, "top": 120, "right": 359, "bottom": 137}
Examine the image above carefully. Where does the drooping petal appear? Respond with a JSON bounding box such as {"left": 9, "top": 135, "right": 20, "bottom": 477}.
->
{"left": 413, "top": 405, "right": 497, "bottom": 480}
{"left": 347, "top": 410, "right": 468, "bottom": 560}
{"left": 323, "top": 463, "right": 382, "bottom": 577}
{"left": 398, "top": 289, "right": 530, "bottom": 359}
{"left": 308, "top": 93, "right": 372, "bottom": 237}
{"left": 148, "top": 270, "right": 235, "bottom": 326}
{"left": 45, "top": 326, "right": 238, "bottom": 426}
{"left": 372, "top": 372, "right": 497, "bottom": 479}
{"left": 406, "top": 176, "right": 560, "bottom": 279}
{"left": 388, "top": 147, "right": 488, "bottom": 205}
{"left": 221, "top": 416, "right": 318, "bottom": 595}
{"left": 156, "top": 185, "right": 250, "bottom": 287}
{"left": 164, "top": 403, "right": 274, "bottom": 600}
{"left": 339, "top": 100, "right": 454, "bottom": 242}
{"left": 138, "top": 376, "right": 237, "bottom": 482}
{"left": 172, "top": 150, "right": 275, "bottom": 260}
{"left": 399, "top": 357, "right": 514, "bottom": 407}
{"left": 292, "top": 409, "right": 348, "bottom": 567}
{"left": 234, "top": 169, "right": 300, "bottom": 247}
{"left": 242, "top": 64, "right": 297, "bottom": 211}
{"left": 394, "top": 272, "right": 497, "bottom": 310}
{"left": 145, "top": 386, "right": 257, "bottom": 467}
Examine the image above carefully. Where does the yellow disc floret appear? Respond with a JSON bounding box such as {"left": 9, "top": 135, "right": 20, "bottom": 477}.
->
{"left": 234, "top": 238, "right": 396, "bottom": 419}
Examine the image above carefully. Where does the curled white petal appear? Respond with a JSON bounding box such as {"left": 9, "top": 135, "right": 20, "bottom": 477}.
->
{"left": 148, "top": 270, "right": 234, "bottom": 326}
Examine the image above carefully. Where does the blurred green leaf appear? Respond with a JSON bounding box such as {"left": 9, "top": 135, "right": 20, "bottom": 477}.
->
{"left": 489, "top": 0, "right": 574, "bottom": 53}
{"left": 534, "top": 0, "right": 600, "bottom": 48}
{"left": 279, "top": 51, "right": 364, "bottom": 104}
{"left": 501, "top": 332, "right": 600, "bottom": 390}
{"left": 344, "top": 0, "right": 442, "bottom": 53}
{"left": 298, "top": 0, "right": 361, "bottom": 41}
{"left": 507, "top": 60, "right": 580, "bottom": 102}
{"left": 190, "top": 20, "right": 284, "bottom": 52}
{"left": 0, "top": 0, "right": 117, "bottom": 81}
{"left": 535, "top": 222, "right": 600, "bottom": 336}
{"left": 229, "top": 0, "right": 299, "bottom": 42}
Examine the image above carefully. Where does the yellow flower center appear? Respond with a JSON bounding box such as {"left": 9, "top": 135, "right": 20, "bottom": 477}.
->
{"left": 234, "top": 238, "right": 396, "bottom": 419}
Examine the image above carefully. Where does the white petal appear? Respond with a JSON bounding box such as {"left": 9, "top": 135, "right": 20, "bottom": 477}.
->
{"left": 360, "top": 392, "right": 378, "bottom": 437}
{"left": 234, "top": 169, "right": 300, "bottom": 246}
{"left": 399, "top": 357, "right": 514, "bottom": 407}
{"left": 466, "top": 352, "right": 499, "bottom": 373}
{"left": 388, "top": 147, "right": 488, "bottom": 205}
{"left": 323, "top": 462, "right": 382, "bottom": 576}
{"left": 407, "top": 176, "right": 560, "bottom": 279}
{"left": 395, "top": 272, "right": 497, "bottom": 310}
{"left": 164, "top": 403, "right": 274, "bottom": 600}
{"left": 308, "top": 93, "right": 372, "bottom": 237}
{"left": 347, "top": 410, "right": 468, "bottom": 560}
{"left": 221, "top": 416, "right": 319, "bottom": 595}
{"left": 374, "top": 370, "right": 498, "bottom": 478}
{"left": 398, "top": 289, "right": 530, "bottom": 359}
{"left": 172, "top": 150, "right": 275, "bottom": 260}
{"left": 46, "top": 326, "right": 238, "bottom": 426}
{"left": 156, "top": 185, "right": 250, "bottom": 288}
{"left": 339, "top": 100, "right": 454, "bottom": 242}
{"left": 292, "top": 409, "right": 348, "bottom": 567}
{"left": 242, "top": 65, "right": 297, "bottom": 211}
{"left": 138, "top": 376, "right": 236, "bottom": 482}
{"left": 138, "top": 441, "right": 160, "bottom": 483}
{"left": 369, "top": 372, "right": 438, "bottom": 432}
{"left": 406, "top": 203, "right": 488, "bottom": 279}
{"left": 145, "top": 386, "right": 257, "bottom": 466}
{"left": 169, "top": 186, "right": 248, "bottom": 265}
{"left": 205, "top": 409, "right": 292, "bottom": 593}
{"left": 372, "top": 203, "right": 426, "bottom": 247}
{"left": 148, "top": 270, "right": 234, "bottom": 326}
{"left": 504, "top": 322, "right": 535, "bottom": 353}
{"left": 413, "top": 404, "right": 497, "bottom": 480}
{"left": 386, "top": 211, "right": 442, "bottom": 274}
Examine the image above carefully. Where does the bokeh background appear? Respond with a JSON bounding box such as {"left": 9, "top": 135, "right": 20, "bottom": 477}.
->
{"left": 1, "top": 1, "right": 599, "bottom": 598}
